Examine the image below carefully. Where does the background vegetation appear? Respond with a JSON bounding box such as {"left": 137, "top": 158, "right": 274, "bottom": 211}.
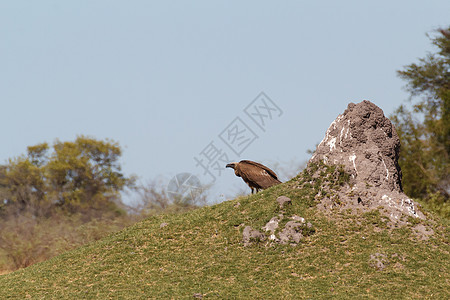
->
{"left": 391, "top": 27, "right": 450, "bottom": 218}
{"left": 0, "top": 136, "right": 206, "bottom": 273}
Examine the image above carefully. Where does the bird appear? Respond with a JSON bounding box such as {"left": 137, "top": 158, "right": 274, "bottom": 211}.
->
{"left": 225, "top": 160, "right": 282, "bottom": 194}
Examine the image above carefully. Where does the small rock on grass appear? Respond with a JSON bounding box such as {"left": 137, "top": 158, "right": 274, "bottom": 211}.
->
{"left": 243, "top": 226, "right": 265, "bottom": 246}
{"left": 277, "top": 196, "right": 292, "bottom": 209}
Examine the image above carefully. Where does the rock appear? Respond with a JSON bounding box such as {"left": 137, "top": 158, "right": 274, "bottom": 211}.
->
{"left": 193, "top": 293, "right": 203, "bottom": 298}
{"left": 369, "top": 253, "right": 388, "bottom": 271}
{"left": 262, "top": 217, "right": 280, "bottom": 234}
{"left": 160, "top": 222, "right": 168, "bottom": 228}
{"left": 264, "top": 222, "right": 281, "bottom": 242}
{"left": 277, "top": 196, "right": 292, "bottom": 209}
{"left": 259, "top": 215, "right": 313, "bottom": 245}
{"left": 291, "top": 215, "right": 305, "bottom": 223}
{"left": 268, "top": 234, "right": 279, "bottom": 242}
{"left": 309, "top": 100, "right": 426, "bottom": 224}
{"left": 242, "top": 226, "right": 265, "bottom": 246}
{"left": 310, "top": 100, "right": 402, "bottom": 191}
{"left": 279, "top": 221, "right": 304, "bottom": 244}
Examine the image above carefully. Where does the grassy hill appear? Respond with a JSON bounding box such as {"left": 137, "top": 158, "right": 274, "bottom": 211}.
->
{"left": 0, "top": 165, "right": 448, "bottom": 299}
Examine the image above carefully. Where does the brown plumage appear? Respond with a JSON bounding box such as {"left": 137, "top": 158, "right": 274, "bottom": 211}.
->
{"left": 226, "top": 160, "right": 282, "bottom": 194}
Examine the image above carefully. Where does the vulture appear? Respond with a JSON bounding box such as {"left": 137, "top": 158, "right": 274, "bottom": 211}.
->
{"left": 226, "top": 160, "right": 282, "bottom": 194}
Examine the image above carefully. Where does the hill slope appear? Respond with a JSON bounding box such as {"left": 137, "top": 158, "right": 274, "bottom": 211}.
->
{"left": 0, "top": 164, "right": 448, "bottom": 299}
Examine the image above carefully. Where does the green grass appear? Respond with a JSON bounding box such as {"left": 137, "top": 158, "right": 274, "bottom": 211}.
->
{"left": 0, "top": 166, "right": 449, "bottom": 299}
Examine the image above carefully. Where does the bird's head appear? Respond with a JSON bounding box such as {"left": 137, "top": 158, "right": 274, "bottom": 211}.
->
{"left": 225, "top": 162, "right": 237, "bottom": 169}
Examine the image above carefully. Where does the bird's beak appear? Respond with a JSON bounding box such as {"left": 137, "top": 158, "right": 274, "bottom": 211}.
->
{"left": 225, "top": 163, "right": 234, "bottom": 169}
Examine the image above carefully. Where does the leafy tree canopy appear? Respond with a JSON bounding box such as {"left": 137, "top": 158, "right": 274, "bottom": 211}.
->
{"left": 391, "top": 27, "right": 449, "bottom": 217}
{"left": 0, "top": 136, "right": 135, "bottom": 217}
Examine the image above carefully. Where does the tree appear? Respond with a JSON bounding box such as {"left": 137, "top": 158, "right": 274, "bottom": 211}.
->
{"left": 0, "top": 136, "right": 135, "bottom": 217}
{"left": 0, "top": 136, "right": 138, "bottom": 271}
{"left": 391, "top": 27, "right": 449, "bottom": 216}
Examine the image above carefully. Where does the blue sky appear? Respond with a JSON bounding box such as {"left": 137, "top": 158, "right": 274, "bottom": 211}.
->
{"left": 1, "top": 1, "right": 449, "bottom": 202}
